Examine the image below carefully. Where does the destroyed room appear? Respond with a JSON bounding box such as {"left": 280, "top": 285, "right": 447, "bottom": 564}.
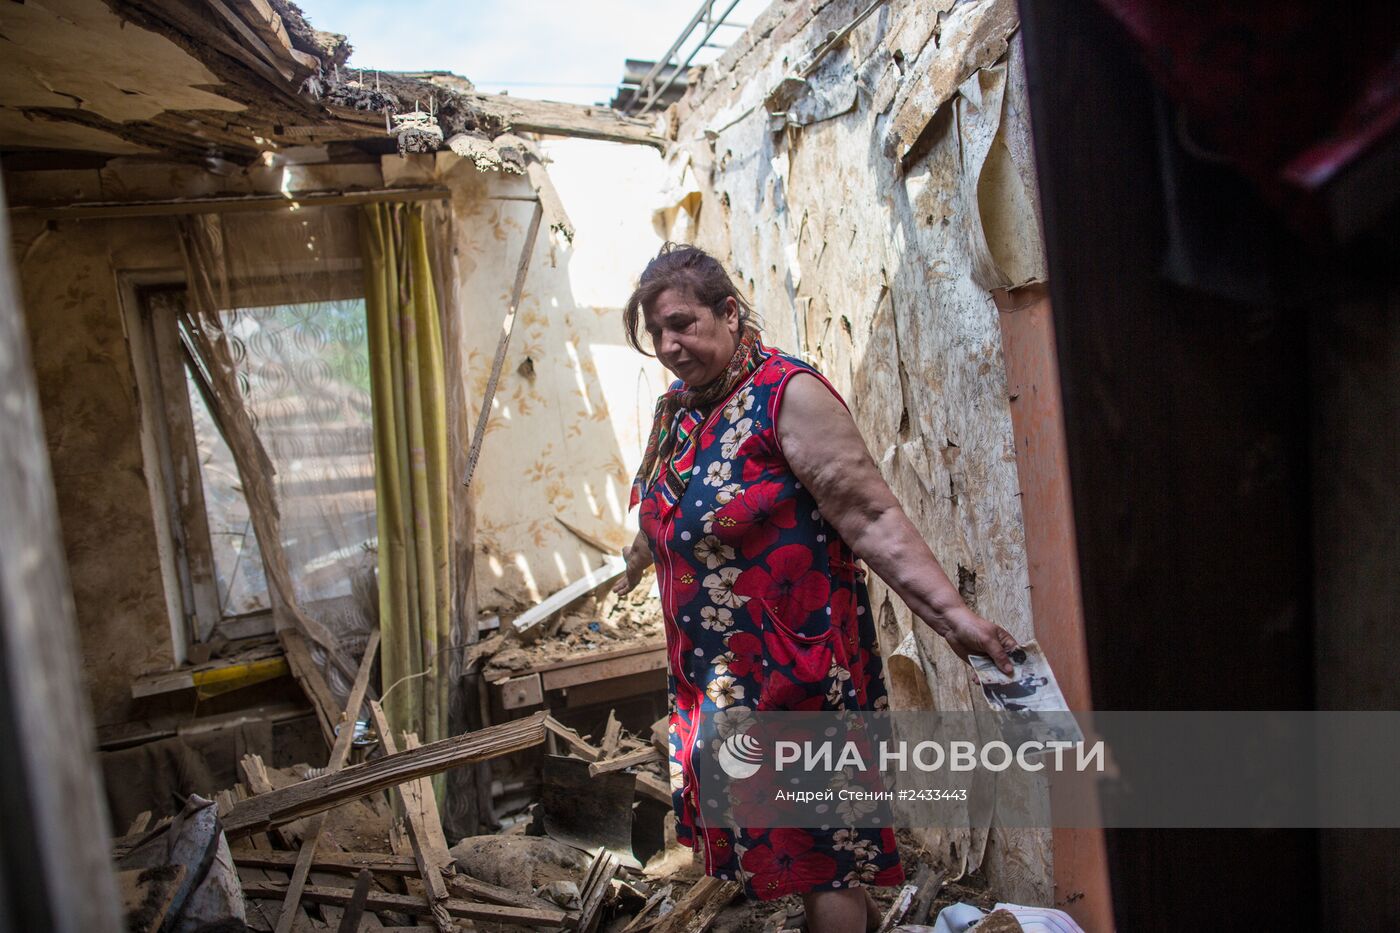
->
{"left": 1, "top": 0, "right": 1398, "bottom": 931}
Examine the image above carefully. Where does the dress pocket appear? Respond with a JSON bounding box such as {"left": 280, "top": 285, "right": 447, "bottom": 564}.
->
{"left": 755, "top": 598, "right": 839, "bottom": 711}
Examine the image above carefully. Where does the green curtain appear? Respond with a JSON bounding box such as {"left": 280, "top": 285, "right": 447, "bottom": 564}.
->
{"left": 360, "top": 203, "right": 451, "bottom": 751}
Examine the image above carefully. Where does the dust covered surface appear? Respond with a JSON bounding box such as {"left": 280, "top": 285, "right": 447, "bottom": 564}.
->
{"left": 484, "top": 583, "right": 664, "bottom": 678}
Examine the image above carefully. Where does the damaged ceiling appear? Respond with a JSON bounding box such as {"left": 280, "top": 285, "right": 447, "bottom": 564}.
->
{"left": 0, "top": 0, "right": 663, "bottom": 168}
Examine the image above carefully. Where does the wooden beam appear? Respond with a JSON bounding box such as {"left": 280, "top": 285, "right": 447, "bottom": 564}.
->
{"left": 9, "top": 186, "right": 452, "bottom": 222}
{"left": 232, "top": 850, "right": 558, "bottom": 912}
{"left": 600, "top": 709, "right": 623, "bottom": 758}
{"left": 226, "top": 0, "right": 320, "bottom": 74}
{"left": 242, "top": 883, "right": 570, "bottom": 927}
{"left": 223, "top": 712, "right": 548, "bottom": 838}
{"left": 203, "top": 0, "right": 296, "bottom": 82}
{"left": 544, "top": 716, "right": 602, "bottom": 760}
{"left": 279, "top": 629, "right": 340, "bottom": 751}
{"left": 468, "top": 93, "right": 667, "bottom": 149}
{"left": 272, "top": 631, "right": 380, "bottom": 933}
{"left": 234, "top": 849, "right": 418, "bottom": 875}
{"left": 487, "top": 639, "right": 665, "bottom": 684}
{"left": 367, "top": 702, "right": 453, "bottom": 932}
{"left": 239, "top": 755, "right": 302, "bottom": 850}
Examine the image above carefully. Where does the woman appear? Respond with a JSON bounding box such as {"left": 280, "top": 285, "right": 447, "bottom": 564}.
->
{"left": 615, "top": 245, "right": 1017, "bottom": 932}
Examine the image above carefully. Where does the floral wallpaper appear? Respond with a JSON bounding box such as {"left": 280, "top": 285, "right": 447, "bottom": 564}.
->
{"left": 444, "top": 140, "right": 670, "bottom": 614}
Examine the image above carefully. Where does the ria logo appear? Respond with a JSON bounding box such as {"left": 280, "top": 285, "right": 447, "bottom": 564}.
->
{"left": 717, "top": 729, "right": 764, "bottom": 780}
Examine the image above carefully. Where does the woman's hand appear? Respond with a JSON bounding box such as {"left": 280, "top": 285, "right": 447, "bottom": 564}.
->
{"left": 613, "top": 531, "right": 653, "bottom": 596}
{"left": 935, "top": 607, "right": 1019, "bottom": 676}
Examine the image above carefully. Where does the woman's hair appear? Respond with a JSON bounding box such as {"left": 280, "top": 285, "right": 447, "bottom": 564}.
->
{"left": 623, "top": 243, "right": 756, "bottom": 355}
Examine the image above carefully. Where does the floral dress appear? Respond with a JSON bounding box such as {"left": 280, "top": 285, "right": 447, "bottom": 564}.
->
{"left": 638, "top": 348, "right": 905, "bottom": 900}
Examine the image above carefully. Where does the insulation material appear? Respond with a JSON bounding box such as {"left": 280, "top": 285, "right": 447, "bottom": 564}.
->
{"left": 668, "top": 0, "right": 1049, "bottom": 901}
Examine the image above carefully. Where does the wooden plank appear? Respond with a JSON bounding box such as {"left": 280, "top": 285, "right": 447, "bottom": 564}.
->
{"left": 600, "top": 710, "right": 623, "bottom": 758}
{"left": 235, "top": 850, "right": 419, "bottom": 875}
{"left": 508, "top": 558, "right": 627, "bottom": 642}
{"left": 367, "top": 702, "right": 453, "bottom": 932}
{"left": 279, "top": 629, "right": 341, "bottom": 750}
{"left": 274, "top": 631, "right": 380, "bottom": 933}
{"left": 542, "top": 645, "right": 666, "bottom": 691}
{"left": 0, "top": 174, "right": 123, "bottom": 933}
{"left": 461, "top": 199, "right": 544, "bottom": 491}
{"left": 875, "top": 882, "right": 919, "bottom": 932}
{"left": 146, "top": 291, "right": 222, "bottom": 643}
{"left": 224, "top": 712, "right": 548, "bottom": 838}
{"left": 651, "top": 877, "right": 741, "bottom": 933}
{"left": 118, "top": 865, "right": 186, "bottom": 933}
{"left": 564, "top": 668, "right": 667, "bottom": 709}
{"left": 239, "top": 754, "right": 303, "bottom": 849}
{"left": 589, "top": 745, "right": 661, "bottom": 778}
{"left": 467, "top": 92, "right": 666, "bottom": 148}
{"left": 544, "top": 717, "right": 601, "bottom": 761}
{"left": 525, "top": 157, "right": 576, "bottom": 242}
{"left": 10, "top": 187, "right": 452, "bottom": 221}
{"left": 227, "top": 0, "right": 320, "bottom": 72}
{"left": 544, "top": 716, "right": 673, "bottom": 805}
{"left": 242, "top": 882, "right": 570, "bottom": 927}
{"left": 334, "top": 869, "right": 373, "bottom": 933}
{"left": 233, "top": 850, "right": 557, "bottom": 912}
{"left": 203, "top": 0, "right": 296, "bottom": 82}
{"left": 577, "top": 850, "right": 619, "bottom": 933}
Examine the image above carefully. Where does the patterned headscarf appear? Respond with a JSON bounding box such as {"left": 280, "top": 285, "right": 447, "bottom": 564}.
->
{"left": 631, "top": 325, "right": 766, "bottom": 512}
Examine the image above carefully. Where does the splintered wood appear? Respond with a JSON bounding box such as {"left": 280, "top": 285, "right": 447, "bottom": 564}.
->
{"left": 545, "top": 714, "right": 674, "bottom": 805}
{"left": 223, "top": 712, "right": 548, "bottom": 838}
{"left": 367, "top": 701, "right": 454, "bottom": 932}
{"left": 271, "top": 631, "right": 381, "bottom": 933}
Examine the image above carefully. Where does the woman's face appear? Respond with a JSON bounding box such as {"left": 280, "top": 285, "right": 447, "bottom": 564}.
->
{"left": 644, "top": 287, "right": 741, "bottom": 386}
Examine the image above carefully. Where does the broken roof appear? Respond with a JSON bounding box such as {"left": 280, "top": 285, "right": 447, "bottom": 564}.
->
{"left": 0, "top": 0, "right": 663, "bottom": 167}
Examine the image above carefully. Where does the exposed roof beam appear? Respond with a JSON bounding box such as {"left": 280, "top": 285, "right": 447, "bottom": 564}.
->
{"left": 10, "top": 186, "right": 450, "bottom": 221}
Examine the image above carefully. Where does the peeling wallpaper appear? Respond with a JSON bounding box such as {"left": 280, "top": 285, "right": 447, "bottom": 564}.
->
{"left": 663, "top": 0, "right": 1049, "bottom": 899}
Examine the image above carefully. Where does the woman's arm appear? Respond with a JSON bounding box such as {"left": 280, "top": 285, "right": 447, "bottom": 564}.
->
{"left": 613, "top": 528, "right": 654, "bottom": 596}
{"left": 775, "top": 373, "right": 1017, "bottom": 675}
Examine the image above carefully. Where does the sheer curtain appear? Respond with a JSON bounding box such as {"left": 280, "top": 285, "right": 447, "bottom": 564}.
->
{"left": 177, "top": 208, "right": 378, "bottom": 694}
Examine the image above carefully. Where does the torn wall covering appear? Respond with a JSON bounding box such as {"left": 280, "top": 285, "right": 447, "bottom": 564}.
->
{"left": 662, "top": 0, "right": 1049, "bottom": 902}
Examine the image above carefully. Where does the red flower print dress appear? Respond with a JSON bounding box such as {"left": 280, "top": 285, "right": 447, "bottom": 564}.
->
{"left": 637, "top": 348, "right": 905, "bottom": 901}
